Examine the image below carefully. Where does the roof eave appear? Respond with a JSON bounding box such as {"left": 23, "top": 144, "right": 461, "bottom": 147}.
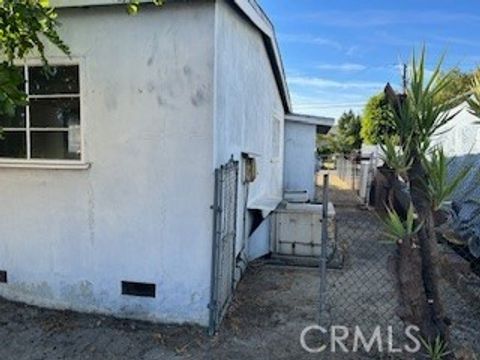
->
{"left": 285, "top": 113, "right": 335, "bottom": 127}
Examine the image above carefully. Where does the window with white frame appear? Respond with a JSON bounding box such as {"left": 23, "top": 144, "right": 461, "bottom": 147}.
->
{"left": 0, "top": 65, "right": 81, "bottom": 161}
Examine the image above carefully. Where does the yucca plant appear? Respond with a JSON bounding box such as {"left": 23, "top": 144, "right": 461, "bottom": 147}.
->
{"left": 383, "top": 48, "right": 468, "bottom": 354}
{"left": 380, "top": 135, "right": 413, "bottom": 180}
{"left": 421, "top": 336, "right": 451, "bottom": 360}
{"left": 423, "top": 147, "right": 470, "bottom": 211}
{"left": 382, "top": 204, "right": 422, "bottom": 242}
{"left": 386, "top": 51, "right": 463, "bottom": 156}
{"left": 468, "top": 72, "right": 480, "bottom": 120}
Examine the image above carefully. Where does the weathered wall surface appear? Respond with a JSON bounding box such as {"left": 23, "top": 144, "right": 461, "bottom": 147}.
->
{"left": 214, "top": 0, "right": 284, "bottom": 255}
{"left": 284, "top": 121, "right": 316, "bottom": 200}
{"left": 0, "top": 2, "right": 215, "bottom": 326}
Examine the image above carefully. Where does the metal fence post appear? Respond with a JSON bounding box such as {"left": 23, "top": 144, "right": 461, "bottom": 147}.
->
{"left": 319, "top": 173, "right": 329, "bottom": 323}
{"left": 208, "top": 168, "right": 221, "bottom": 335}
{"left": 351, "top": 158, "right": 355, "bottom": 192}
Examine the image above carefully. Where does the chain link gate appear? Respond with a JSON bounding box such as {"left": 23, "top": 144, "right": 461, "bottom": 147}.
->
{"left": 209, "top": 159, "right": 239, "bottom": 335}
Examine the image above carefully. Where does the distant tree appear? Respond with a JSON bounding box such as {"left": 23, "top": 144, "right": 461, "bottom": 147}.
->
{"left": 468, "top": 71, "right": 480, "bottom": 119}
{"left": 436, "top": 68, "right": 477, "bottom": 107}
{"left": 317, "top": 110, "right": 362, "bottom": 154}
{"left": 338, "top": 110, "right": 362, "bottom": 149}
{"left": 317, "top": 131, "right": 341, "bottom": 155}
{"left": 361, "top": 93, "right": 394, "bottom": 145}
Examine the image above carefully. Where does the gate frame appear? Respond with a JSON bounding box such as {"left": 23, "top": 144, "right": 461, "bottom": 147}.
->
{"left": 208, "top": 159, "right": 239, "bottom": 335}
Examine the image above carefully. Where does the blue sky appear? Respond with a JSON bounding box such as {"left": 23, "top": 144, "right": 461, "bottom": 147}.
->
{"left": 258, "top": 0, "right": 480, "bottom": 120}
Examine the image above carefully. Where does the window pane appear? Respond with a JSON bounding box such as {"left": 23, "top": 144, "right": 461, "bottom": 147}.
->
{"left": 31, "top": 131, "right": 80, "bottom": 160}
{"left": 0, "top": 131, "right": 26, "bottom": 158}
{"left": 29, "top": 66, "right": 79, "bottom": 95}
{"left": 30, "top": 98, "right": 80, "bottom": 128}
{"left": 0, "top": 106, "right": 26, "bottom": 128}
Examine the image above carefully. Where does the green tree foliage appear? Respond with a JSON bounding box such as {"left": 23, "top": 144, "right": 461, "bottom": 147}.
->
{"left": 362, "top": 68, "right": 478, "bottom": 145}
{"left": 317, "top": 110, "right": 362, "bottom": 154}
{"left": 360, "top": 92, "right": 393, "bottom": 145}
{"left": 0, "top": 0, "right": 163, "bottom": 118}
{"left": 0, "top": 0, "right": 69, "bottom": 117}
{"left": 338, "top": 110, "right": 362, "bottom": 149}
{"left": 468, "top": 71, "right": 480, "bottom": 120}
{"left": 127, "top": 0, "right": 164, "bottom": 14}
{"left": 436, "top": 68, "right": 476, "bottom": 107}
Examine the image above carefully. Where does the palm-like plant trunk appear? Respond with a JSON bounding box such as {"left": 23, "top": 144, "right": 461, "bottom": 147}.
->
{"left": 408, "top": 159, "right": 450, "bottom": 343}
{"left": 381, "top": 48, "right": 470, "bottom": 359}
{"left": 388, "top": 160, "right": 453, "bottom": 358}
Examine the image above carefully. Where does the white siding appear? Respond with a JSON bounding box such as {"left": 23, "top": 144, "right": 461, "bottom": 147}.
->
{"left": 213, "top": 0, "right": 284, "bottom": 255}
{"left": 432, "top": 103, "right": 480, "bottom": 157}
{"left": 0, "top": 2, "right": 215, "bottom": 326}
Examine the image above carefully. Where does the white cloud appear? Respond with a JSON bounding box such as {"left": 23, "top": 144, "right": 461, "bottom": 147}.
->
{"left": 289, "top": 91, "right": 369, "bottom": 119}
{"left": 346, "top": 45, "right": 361, "bottom": 57}
{"left": 317, "top": 63, "right": 367, "bottom": 72}
{"left": 288, "top": 76, "right": 384, "bottom": 90}
{"left": 278, "top": 33, "right": 342, "bottom": 50}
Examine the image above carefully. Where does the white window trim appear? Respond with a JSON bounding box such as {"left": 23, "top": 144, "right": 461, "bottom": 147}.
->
{"left": 0, "top": 159, "right": 90, "bottom": 170}
{"left": 0, "top": 57, "right": 89, "bottom": 170}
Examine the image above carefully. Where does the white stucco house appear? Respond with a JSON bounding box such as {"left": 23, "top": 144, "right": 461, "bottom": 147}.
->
{"left": 284, "top": 114, "right": 333, "bottom": 201}
{"left": 0, "top": 0, "right": 324, "bottom": 330}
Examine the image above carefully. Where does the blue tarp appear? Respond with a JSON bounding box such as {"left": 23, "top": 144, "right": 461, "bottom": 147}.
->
{"left": 448, "top": 155, "right": 480, "bottom": 257}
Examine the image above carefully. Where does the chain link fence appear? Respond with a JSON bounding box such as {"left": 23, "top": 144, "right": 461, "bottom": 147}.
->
{"left": 335, "top": 153, "right": 377, "bottom": 207}
{"left": 318, "top": 170, "right": 480, "bottom": 358}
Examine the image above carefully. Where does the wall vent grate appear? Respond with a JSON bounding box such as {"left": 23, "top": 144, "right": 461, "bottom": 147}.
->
{"left": 121, "top": 281, "right": 156, "bottom": 298}
{"left": 0, "top": 271, "right": 7, "bottom": 283}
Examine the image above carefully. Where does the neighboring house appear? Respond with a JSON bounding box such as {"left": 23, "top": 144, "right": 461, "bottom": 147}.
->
{"left": 432, "top": 101, "right": 480, "bottom": 156}
{"left": 432, "top": 101, "right": 480, "bottom": 257}
{"left": 0, "top": 0, "right": 322, "bottom": 329}
{"left": 283, "top": 114, "right": 334, "bottom": 201}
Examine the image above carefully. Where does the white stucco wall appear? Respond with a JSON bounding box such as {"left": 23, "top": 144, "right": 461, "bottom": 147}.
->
{"left": 213, "top": 1, "right": 285, "bottom": 255}
{"left": 0, "top": 2, "right": 215, "bottom": 326}
{"left": 284, "top": 121, "right": 317, "bottom": 200}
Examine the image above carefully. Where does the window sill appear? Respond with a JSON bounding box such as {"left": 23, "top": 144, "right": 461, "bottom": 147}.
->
{"left": 0, "top": 161, "right": 91, "bottom": 170}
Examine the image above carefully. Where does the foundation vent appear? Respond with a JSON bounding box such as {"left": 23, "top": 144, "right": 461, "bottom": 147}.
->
{"left": 0, "top": 271, "right": 7, "bottom": 283}
{"left": 121, "top": 281, "right": 155, "bottom": 298}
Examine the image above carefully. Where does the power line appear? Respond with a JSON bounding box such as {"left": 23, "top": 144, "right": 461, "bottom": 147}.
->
{"left": 295, "top": 102, "right": 367, "bottom": 108}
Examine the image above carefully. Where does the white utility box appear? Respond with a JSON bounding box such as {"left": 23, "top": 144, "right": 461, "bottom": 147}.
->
{"left": 271, "top": 202, "right": 336, "bottom": 258}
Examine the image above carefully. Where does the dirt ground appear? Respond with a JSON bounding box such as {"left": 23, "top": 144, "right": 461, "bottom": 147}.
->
{"left": 0, "top": 264, "right": 325, "bottom": 360}
{"left": 1, "top": 172, "right": 478, "bottom": 359}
